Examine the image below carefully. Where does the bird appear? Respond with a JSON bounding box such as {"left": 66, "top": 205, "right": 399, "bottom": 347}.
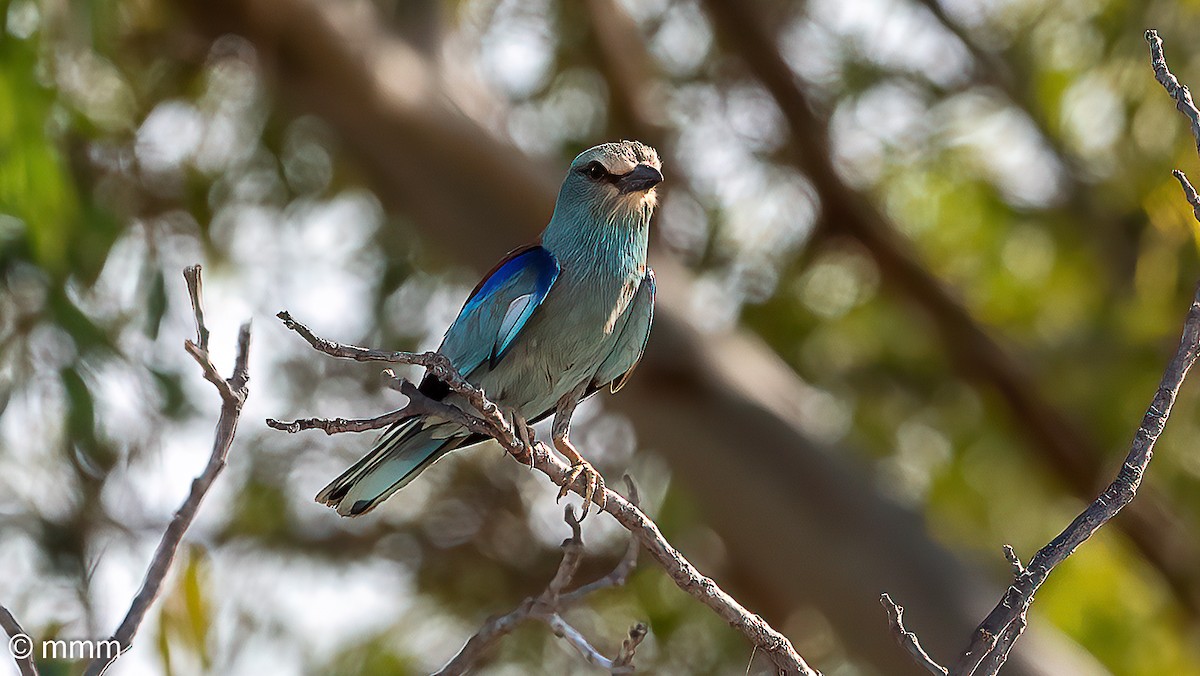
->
{"left": 316, "top": 140, "right": 662, "bottom": 519}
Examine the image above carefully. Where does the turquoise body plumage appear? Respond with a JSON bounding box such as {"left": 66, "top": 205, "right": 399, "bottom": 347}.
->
{"left": 317, "top": 141, "right": 662, "bottom": 516}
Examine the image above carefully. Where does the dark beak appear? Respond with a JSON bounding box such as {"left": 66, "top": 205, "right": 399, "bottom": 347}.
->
{"left": 617, "top": 163, "right": 663, "bottom": 194}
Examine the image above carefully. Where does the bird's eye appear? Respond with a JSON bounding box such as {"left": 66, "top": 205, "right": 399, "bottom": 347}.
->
{"left": 583, "top": 162, "right": 607, "bottom": 180}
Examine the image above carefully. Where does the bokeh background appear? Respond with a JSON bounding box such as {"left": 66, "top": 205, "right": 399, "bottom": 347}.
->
{"left": 4, "top": 0, "right": 1200, "bottom": 674}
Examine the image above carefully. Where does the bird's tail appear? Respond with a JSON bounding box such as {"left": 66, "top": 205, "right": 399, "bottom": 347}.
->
{"left": 316, "top": 418, "right": 464, "bottom": 517}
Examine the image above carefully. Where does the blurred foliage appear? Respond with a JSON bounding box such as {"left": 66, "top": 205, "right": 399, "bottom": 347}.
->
{"left": 155, "top": 547, "right": 214, "bottom": 675}
{"left": 5, "top": 0, "right": 1200, "bottom": 674}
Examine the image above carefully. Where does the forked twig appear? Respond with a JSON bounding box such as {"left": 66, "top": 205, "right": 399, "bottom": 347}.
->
{"left": 435, "top": 478, "right": 646, "bottom": 675}
{"left": 85, "top": 265, "right": 251, "bottom": 676}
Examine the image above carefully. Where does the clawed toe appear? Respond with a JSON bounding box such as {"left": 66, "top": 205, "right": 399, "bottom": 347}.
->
{"left": 556, "top": 458, "right": 607, "bottom": 519}
{"left": 550, "top": 391, "right": 607, "bottom": 519}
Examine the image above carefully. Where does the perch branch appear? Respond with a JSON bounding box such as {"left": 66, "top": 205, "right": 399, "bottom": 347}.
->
{"left": 84, "top": 265, "right": 251, "bottom": 676}
{"left": 0, "top": 604, "right": 37, "bottom": 676}
{"left": 435, "top": 487, "right": 645, "bottom": 675}
{"left": 275, "top": 311, "right": 816, "bottom": 674}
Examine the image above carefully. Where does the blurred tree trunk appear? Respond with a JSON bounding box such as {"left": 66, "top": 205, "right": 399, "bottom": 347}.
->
{"left": 172, "top": 0, "right": 1109, "bottom": 673}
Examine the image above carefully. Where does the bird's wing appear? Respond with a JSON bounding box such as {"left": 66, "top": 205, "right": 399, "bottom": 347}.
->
{"left": 438, "top": 245, "right": 560, "bottom": 377}
{"left": 592, "top": 268, "right": 655, "bottom": 393}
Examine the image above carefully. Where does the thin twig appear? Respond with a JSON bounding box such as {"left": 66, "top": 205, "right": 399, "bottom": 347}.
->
{"left": 543, "top": 613, "right": 614, "bottom": 669}
{"left": 1147, "top": 29, "right": 1200, "bottom": 156}
{"left": 265, "top": 410, "right": 410, "bottom": 435}
{"left": 265, "top": 372, "right": 494, "bottom": 440}
{"left": 1172, "top": 170, "right": 1200, "bottom": 224}
{"left": 85, "top": 265, "right": 251, "bottom": 676}
{"left": 0, "top": 604, "right": 37, "bottom": 676}
{"left": 277, "top": 312, "right": 818, "bottom": 674}
{"left": 560, "top": 479, "right": 641, "bottom": 606}
{"left": 543, "top": 613, "right": 644, "bottom": 672}
{"left": 183, "top": 265, "right": 210, "bottom": 353}
{"left": 613, "top": 622, "right": 648, "bottom": 671}
{"left": 1002, "top": 545, "right": 1024, "bottom": 576}
{"left": 879, "top": 594, "right": 947, "bottom": 675}
{"left": 435, "top": 602, "right": 531, "bottom": 676}
{"left": 548, "top": 507, "right": 587, "bottom": 599}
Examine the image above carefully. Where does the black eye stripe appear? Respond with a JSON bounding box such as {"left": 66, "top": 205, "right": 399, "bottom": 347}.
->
{"left": 580, "top": 161, "right": 627, "bottom": 185}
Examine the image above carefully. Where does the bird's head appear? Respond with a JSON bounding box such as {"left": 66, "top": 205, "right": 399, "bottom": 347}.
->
{"left": 559, "top": 140, "right": 663, "bottom": 225}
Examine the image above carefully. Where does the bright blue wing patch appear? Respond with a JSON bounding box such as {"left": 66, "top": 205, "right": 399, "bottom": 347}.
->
{"left": 440, "top": 246, "right": 559, "bottom": 376}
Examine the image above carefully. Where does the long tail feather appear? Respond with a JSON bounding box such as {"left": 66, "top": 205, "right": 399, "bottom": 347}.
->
{"left": 316, "top": 419, "right": 464, "bottom": 517}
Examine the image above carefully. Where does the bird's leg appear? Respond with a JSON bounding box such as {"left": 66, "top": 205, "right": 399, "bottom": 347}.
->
{"left": 552, "top": 384, "right": 606, "bottom": 518}
{"left": 511, "top": 409, "right": 535, "bottom": 468}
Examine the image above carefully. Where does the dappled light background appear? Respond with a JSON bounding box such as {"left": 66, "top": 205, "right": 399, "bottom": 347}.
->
{"left": 4, "top": 0, "right": 1200, "bottom": 674}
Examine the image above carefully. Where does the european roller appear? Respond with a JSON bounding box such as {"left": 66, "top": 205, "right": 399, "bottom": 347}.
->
{"left": 317, "top": 141, "right": 662, "bottom": 518}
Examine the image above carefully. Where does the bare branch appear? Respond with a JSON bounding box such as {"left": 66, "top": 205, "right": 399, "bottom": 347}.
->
{"left": 547, "top": 507, "right": 586, "bottom": 600}
{"left": 84, "top": 266, "right": 251, "bottom": 676}
{"left": 946, "top": 280, "right": 1200, "bottom": 675}
{"left": 278, "top": 316, "right": 819, "bottom": 675}
{"left": 880, "top": 594, "right": 947, "bottom": 675}
{"left": 266, "top": 410, "right": 410, "bottom": 435}
{"left": 876, "top": 29, "right": 1200, "bottom": 676}
{"left": 0, "top": 604, "right": 37, "bottom": 676}
{"left": 434, "top": 601, "right": 531, "bottom": 676}
{"left": 435, "top": 503, "right": 645, "bottom": 675}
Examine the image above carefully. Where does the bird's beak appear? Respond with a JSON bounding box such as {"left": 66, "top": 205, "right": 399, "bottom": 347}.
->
{"left": 617, "top": 164, "right": 664, "bottom": 194}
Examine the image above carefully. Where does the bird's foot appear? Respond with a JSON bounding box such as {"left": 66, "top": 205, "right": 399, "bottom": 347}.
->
{"left": 554, "top": 435, "right": 607, "bottom": 519}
